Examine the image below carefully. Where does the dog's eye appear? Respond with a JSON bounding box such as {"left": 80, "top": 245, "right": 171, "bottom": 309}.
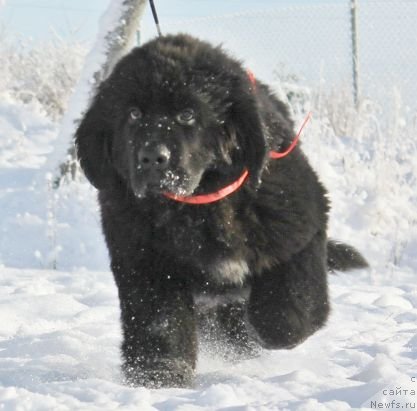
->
{"left": 128, "top": 108, "right": 142, "bottom": 123}
{"left": 176, "top": 108, "right": 195, "bottom": 126}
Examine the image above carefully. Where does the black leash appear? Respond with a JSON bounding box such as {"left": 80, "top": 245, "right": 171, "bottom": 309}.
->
{"left": 149, "top": 0, "right": 162, "bottom": 37}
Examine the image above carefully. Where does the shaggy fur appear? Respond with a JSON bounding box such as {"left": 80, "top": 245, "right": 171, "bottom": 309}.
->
{"left": 75, "top": 34, "right": 368, "bottom": 388}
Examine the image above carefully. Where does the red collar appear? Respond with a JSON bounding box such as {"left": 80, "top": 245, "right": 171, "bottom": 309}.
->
{"left": 163, "top": 169, "right": 249, "bottom": 205}
{"left": 163, "top": 71, "right": 312, "bottom": 205}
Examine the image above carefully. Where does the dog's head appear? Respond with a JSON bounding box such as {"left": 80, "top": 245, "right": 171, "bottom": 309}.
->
{"left": 76, "top": 34, "right": 268, "bottom": 199}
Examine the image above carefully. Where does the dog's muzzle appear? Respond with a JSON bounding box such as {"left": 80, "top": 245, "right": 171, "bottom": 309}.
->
{"left": 138, "top": 144, "right": 171, "bottom": 172}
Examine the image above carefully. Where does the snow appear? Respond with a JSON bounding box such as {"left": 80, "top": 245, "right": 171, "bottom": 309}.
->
{"left": 1, "top": 9, "right": 417, "bottom": 411}
{"left": 0, "top": 266, "right": 416, "bottom": 409}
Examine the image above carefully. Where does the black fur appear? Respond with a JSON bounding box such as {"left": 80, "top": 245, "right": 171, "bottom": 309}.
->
{"left": 75, "top": 34, "right": 368, "bottom": 388}
{"left": 327, "top": 240, "right": 369, "bottom": 272}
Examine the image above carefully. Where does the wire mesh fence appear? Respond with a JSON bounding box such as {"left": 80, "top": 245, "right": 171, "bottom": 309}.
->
{"left": 141, "top": 0, "right": 417, "bottom": 111}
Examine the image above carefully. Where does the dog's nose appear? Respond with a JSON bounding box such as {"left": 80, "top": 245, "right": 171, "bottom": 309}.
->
{"left": 138, "top": 144, "right": 171, "bottom": 171}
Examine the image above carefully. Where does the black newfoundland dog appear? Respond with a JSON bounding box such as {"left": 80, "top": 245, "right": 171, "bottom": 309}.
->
{"left": 76, "top": 34, "right": 367, "bottom": 388}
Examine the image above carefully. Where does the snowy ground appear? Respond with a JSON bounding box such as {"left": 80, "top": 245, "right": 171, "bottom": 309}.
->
{"left": 1, "top": 265, "right": 417, "bottom": 410}
{"left": 1, "top": 73, "right": 417, "bottom": 409}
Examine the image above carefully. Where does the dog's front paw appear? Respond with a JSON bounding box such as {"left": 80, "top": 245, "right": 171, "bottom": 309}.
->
{"left": 122, "top": 359, "right": 194, "bottom": 388}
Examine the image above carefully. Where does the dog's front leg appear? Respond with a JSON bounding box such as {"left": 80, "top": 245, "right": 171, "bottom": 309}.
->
{"left": 114, "top": 264, "right": 197, "bottom": 388}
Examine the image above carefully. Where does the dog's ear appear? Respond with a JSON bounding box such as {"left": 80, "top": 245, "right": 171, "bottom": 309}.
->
{"left": 75, "top": 90, "right": 118, "bottom": 189}
{"left": 228, "top": 98, "right": 268, "bottom": 187}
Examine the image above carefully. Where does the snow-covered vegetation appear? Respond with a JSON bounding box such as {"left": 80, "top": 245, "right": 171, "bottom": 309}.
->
{"left": 0, "top": 28, "right": 416, "bottom": 410}
{"left": 276, "top": 79, "right": 417, "bottom": 273}
{"left": 0, "top": 30, "right": 86, "bottom": 120}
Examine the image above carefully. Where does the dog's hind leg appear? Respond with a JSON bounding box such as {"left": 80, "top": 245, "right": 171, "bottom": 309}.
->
{"left": 247, "top": 231, "right": 330, "bottom": 349}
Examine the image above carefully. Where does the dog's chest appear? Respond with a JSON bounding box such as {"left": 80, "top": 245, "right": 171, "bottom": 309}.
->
{"left": 152, "top": 209, "right": 251, "bottom": 284}
{"left": 154, "top": 208, "right": 241, "bottom": 250}
{"left": 207, "top": 258, "right": 250, "bottom": 285}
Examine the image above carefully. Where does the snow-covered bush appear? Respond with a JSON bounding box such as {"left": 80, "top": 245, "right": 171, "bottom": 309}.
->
{"left": 316, "top": 88, "right": 416, "bottom": 269}
{"left": 0, "top": 29, "right": 86, "bottom": 120}
{"left": 272, "top": 73, "right": 417, "bottom": 270}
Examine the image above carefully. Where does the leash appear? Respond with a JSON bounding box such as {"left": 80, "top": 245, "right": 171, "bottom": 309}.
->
{"left": 149, "top": 0, "right": 162, "bottom": 37}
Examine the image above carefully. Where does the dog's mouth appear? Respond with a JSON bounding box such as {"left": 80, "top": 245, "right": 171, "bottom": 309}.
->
{"left": 131, "top": 168, "right": 204, "bottom": 200}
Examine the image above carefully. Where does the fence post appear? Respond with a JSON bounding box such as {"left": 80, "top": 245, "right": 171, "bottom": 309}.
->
{"left": 350, "top": 0, "right": 360, "bottom": 108}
